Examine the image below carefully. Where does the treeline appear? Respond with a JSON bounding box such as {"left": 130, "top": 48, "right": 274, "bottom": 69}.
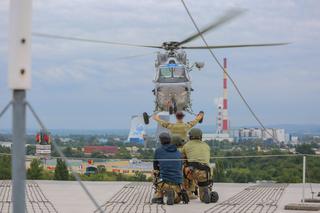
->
{"left": 205, "top": 141, "right": 320, "bottom": 183}
{"left": 0, "top": 146, "right": 11, "bottom": 179}
{"left": 213, "top": 155, "right": 320, "bottom": 183}
{"left": 1, "top": 155, "right": 149, "bottom": 182}
{"left": 1, "top": 144, "right": 320, "bottom": 183}
{"left": 211, "top": 144, "right": 320, "bottom": 183}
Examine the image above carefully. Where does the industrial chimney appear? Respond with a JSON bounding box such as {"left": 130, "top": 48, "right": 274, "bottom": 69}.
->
{"left": 222, "top": 58, "right": 229, "bottom": 133}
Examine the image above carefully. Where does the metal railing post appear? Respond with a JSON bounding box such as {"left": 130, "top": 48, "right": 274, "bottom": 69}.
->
{"left": 302, "top": 155, "right": 306, "bottom": 203}
{"left": 12, "top": 90, "right": 26, "bottom": 212}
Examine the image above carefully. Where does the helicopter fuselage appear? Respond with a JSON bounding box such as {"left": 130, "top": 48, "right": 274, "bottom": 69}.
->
{"left": 153, "top": 51, "right": 193, "bottom": 114}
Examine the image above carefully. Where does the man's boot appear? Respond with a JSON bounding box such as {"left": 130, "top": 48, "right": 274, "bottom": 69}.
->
{"left": 151, "top": 197, "right": 164, "bottom": 204}
{"left": 200, "top": 186, "right": 210, "bottom": 204}
{"left": 166, "top": 190, "right": 174, "bottom": 205}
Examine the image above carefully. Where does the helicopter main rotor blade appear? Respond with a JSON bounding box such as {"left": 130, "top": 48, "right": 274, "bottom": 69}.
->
{"left": 33, "top": 32, "right": 162, "bottom": 49}
{"left": 181, "top": 42, "right": 290, "bottom": 49}
{"left": 112, "top": 51, "right": 157, "bottom": 61}
{"left": 178, "top": 9, "right": 245, "bottom": 46}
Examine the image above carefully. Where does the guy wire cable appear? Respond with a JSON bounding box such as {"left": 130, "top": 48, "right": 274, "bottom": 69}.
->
{"left": 180, "top": 0, "right": 280, "bottom": 143}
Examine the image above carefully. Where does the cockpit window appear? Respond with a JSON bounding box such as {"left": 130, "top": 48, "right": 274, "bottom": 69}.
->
{"left": 173, "top": 67, "right": 185, "bottom": 78}
{"left": 160, "top": 67, "right": 172, "bottom": 78}
{"left": 158, "top": 65, "right": 187, "bottom": 83}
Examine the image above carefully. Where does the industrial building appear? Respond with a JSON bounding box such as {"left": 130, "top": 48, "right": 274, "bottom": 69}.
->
{"left": 237, "top": 128, "right": 287, "bottom": 143}
{"left": 203, "top": 133, "right": 234, "bottom": 142}
{"left": 83, "top": 146, "right": 119, "bottom": 156}
{"left": 127, "top": 115, "right": 146, "bottom": 144}
{"left": 217, "top": 58, "right": 229, "bottom": 135}
{"left": 0, "top": 141, "right": 12, "bottom": 148}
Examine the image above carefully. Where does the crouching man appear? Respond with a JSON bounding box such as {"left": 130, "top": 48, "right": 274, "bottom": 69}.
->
{"left": 182, "top": 128, "right": 217, "bottom": 204}
{"left": 152, "top": 132, "right": 185, "bottom": 205}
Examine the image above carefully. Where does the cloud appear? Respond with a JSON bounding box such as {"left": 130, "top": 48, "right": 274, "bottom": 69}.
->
{"left": 0, "top": 0, "right": 319, "bottom": 129}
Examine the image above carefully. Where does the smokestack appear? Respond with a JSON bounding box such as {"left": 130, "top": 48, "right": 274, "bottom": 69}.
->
{"left": 222, "top": 58, "right": 229, "bottom": 133}
{"left": 216, "top": 98, "right": 223, "bottom": 134}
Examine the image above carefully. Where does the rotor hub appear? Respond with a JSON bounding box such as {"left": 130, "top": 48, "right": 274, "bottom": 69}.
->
{"left": 162, "top": 41, "right": 180, "bottom": 51}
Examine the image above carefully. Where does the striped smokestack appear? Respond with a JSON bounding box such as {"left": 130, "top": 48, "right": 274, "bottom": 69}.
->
{"left": 222, "top": 58, "right": 229, "bottom": 133}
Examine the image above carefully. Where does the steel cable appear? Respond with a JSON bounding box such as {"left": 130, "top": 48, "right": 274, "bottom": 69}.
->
{"left": 180, "top": 0, "right": 281, "bottom": 143}
{"left": 25, "top": 102, "right": 103, "bottom": 213}
{"left": 0, "top": 101, "right": 12, "bottom": 119}
{"left": 0, "top": 152, "right": 316, "bottom": 161}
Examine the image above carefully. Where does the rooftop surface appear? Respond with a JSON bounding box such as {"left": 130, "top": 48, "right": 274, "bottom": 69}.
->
{"left": 0, "top": 181, "right": 319, "bottom": 213}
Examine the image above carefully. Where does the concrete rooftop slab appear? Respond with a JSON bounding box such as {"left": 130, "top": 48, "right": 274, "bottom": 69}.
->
{"left": 1, "top": 181, "right": 320, "bottom": 213}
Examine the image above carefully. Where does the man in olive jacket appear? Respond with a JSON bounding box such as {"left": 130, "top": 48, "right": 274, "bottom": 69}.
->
{"left": 182, "top": 128, "right": 212, "bottom": 203}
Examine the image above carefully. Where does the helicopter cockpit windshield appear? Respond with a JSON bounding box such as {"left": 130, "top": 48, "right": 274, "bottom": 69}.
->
{"left": 158, "top": 65, "right": 187, "bottom": 83}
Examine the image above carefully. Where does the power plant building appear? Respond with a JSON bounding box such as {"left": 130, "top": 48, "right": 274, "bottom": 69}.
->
{"left": 203, "top": 133, "right": 234, "bottom": 142}
{"left": 237, "top": 128, "right": 287, "bottom": 143}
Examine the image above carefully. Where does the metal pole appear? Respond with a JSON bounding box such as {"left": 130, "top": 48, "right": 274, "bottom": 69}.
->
{"left": 302, "top": 155, "right": 306, "bottom": 203}
{"left": 12, "top": 90, "right": 26, "bottom": 213}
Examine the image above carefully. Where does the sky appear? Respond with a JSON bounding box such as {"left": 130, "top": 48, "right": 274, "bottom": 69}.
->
{"left": 0, "top": 0, "right": 320, "bottom": 130}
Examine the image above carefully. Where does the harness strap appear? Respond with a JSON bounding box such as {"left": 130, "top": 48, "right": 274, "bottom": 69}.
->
{"left": 186, "top": 162, "right": 212, "bottom": 186}
{"left": 187, "top": 162, "right": 210, "bottom": 172}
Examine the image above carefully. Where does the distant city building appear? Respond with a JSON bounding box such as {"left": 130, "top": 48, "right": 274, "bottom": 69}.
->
{"left": 0, "top": 141, "right": 32, "bottom": 148}
{"left": 290, "top": 136, "right": 299, "bottom": 145}
{"left": 98, "top": 138, "right": 108, "bottom": 143}
{"left": 44, "top": 159, "right": 83, "bottom": 173}
{"left": 0, "top": 141, "right": 12, "bottom": 148}
{"left": 203, "top": 133, "right": 234, "bottom": 142}
{"left": 237, "top": 128, "right": 287, "bottom": 143}
{"left": 285, "top": 134, "right": 291, "bottom": 143}
{"left": 83, "top": 146, "right": 118, "bottom": 156}
{"left": 59, "top": 137, "right": 74, "bottom": 143}
{"left": 126, "top": 146, "right": 140, "bottom": 156}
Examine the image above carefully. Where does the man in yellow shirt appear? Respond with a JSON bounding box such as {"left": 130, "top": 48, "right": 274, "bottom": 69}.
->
{"left": 153, "top": 111, "right": 204, "bottom": 142}
{"left": 182, "top": 128, "right": 213, "bottom": 203}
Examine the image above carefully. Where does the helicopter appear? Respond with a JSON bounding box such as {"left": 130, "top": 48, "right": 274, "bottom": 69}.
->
{"left": 33, "top": 10, "right": 288, "bottom": 125}
{"left": 152, "top": 50, "right": 200, "bottom": 115}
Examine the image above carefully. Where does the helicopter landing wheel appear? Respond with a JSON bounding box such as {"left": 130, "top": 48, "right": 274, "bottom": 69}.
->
{"left": 173, "top": 103, "right": 177, "bottom": 114}
{"left": 143, "top": 112, "right": 150, "bottom": 125}
{"left": 169, "top": 106, "right": 174, "bottom": 115}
